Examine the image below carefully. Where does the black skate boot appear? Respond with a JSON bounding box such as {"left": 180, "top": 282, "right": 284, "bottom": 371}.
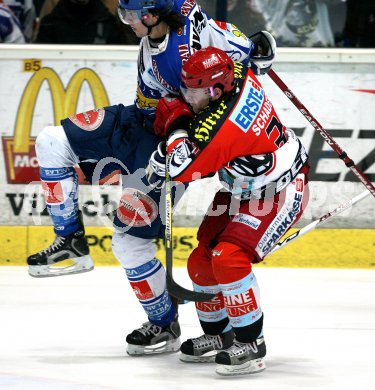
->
{"left": 126, "top": 316, "right": 181, "bottom": 355}
{"left": 179, "top": 330, "right": 235, "bottom": 363}
{"left": 27, "top": 228, "right": 94, "bottom": 277}
{"left": 215, "top": 337, "right": 266, "bottom": 376}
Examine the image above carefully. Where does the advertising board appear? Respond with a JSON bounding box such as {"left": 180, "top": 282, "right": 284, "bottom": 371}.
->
{"left": 0, "top": 47, "right": 374, "bottom": 265}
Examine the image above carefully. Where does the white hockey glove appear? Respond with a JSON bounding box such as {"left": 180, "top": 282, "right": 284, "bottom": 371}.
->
{"left": 249, "top": 31, "right": 276, "bottom": 75}
{"left": 146, "top": 142, "right": 166, "bottom": 191}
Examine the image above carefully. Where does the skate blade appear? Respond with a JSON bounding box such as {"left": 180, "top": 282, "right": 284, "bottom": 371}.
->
{"left": 216, "top": 358, "right": 266, "bottom": 376}
{"left": 28, "top": 255, "right": 94, "bottom": 277}
{"left": 127, "top": 338, "right": 181, "bottom": 356}
{"left": 179, "top": 351, "right": 216, "bottom": 363}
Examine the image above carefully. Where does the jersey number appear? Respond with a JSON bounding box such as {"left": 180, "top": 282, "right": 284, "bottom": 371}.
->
{"left": 266, "top": 116, "right": 287, "bottom": 147}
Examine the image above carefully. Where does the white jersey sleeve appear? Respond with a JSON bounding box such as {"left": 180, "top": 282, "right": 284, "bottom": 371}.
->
{"left": 182, "top": 0, "right": 254, "bottom": 63}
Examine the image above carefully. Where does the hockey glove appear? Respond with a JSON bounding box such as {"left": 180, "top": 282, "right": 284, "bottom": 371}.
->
{"left": 154, "top": 96, "right": 193, "bottom": 137}
{"left": 146, "top": 142, "right": 166, "bottom": 191}
{"left": 249, "top": 31, "right": 276, "bottom": 75}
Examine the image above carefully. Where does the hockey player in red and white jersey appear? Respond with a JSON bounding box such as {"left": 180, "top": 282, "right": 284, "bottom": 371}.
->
{"left": 150, "top": 42, "right": 310, "bottom": 375}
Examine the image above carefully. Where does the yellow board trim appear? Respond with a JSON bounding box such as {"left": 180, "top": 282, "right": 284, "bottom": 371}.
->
{"left": 0, "top": 226, "right": 374, "bottom": 268}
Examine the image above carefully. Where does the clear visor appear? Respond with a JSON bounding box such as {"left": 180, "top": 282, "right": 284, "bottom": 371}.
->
{"left": 181, "top": 86, "right": 213, "bottom": 105}
{"left": 118, "top": 7, "right": 149, "bottom": 25}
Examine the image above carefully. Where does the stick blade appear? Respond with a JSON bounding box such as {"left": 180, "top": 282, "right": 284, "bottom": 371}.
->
{"left": 166, "top": 275, "right": 216, "bottom": 302}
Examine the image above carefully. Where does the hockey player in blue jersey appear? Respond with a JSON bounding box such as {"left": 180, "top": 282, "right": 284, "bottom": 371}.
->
{"left": 27, "top": 0, "right": 276, "bottom": 355}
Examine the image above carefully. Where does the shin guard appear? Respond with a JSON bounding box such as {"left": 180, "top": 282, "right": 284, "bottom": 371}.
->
{"left": 212, "top": 242, "right": 263, "bottom": 332}
{"left": 125, "top": 258, "right": 176, "bottom": 327}
{"left": 188, "top": 245, "right": 230, "bottom": 334}
{"left": 40, "top": 166, "right": 80, "bottom": 236}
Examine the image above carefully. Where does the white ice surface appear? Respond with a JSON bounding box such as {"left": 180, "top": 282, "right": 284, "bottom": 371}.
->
{"left": 0, "top": 267, "right": 374, "bottom": 390}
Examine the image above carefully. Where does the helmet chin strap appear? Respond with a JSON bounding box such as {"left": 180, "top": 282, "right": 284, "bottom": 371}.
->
{"left": 142, "top": 16, "right": 163, "bottom": 36}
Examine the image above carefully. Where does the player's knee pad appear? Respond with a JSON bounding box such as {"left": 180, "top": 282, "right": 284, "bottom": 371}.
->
{"left": 187, "top": 244, "right": 218, "bottom": 286}
{"left": 111, "top": 232, "right": 156, "bottom": 268}
{"left": 211, "top": 242, "right": 252, "bottom": 285}
{"left": 36, "top": 125, "right": 78, "bottom": 167}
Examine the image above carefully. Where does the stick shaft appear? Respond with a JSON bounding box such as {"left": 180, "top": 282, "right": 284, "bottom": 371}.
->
{"left": 270, "top": 190, "right": 370, "bottom": 254}
{"left": 268, "top": 69, "right": 375, "bottom": 198}
{"left": 165, "top": 155, "right": 215, "bottom": 302}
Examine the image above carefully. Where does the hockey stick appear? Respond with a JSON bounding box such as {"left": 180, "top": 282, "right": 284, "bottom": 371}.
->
{"left": 270, "top": 190, "right": 370, "bottom": 255}
{"left": 165, "top": 155, "right": 216, "bottom": 302}
{"left": 268, "top": 69, "right": 375, "bottom": 198}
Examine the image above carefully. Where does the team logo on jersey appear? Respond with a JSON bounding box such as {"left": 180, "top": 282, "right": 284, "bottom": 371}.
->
{"left": 69, "top": 108, "right": 105, "bottom": 131}
{"left": 117, "top": 188, "right": 158, "bottom": 227}
{"left": 176, "top": 26, "right": 184, "bottom": 36}
{"left": 229, "top": 76, "right": 265, "bottom": 134}
{"left": 232, "top": 214, "right": 261, "bottom": 230}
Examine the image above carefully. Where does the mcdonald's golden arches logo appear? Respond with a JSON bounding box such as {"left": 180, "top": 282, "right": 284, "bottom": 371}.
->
{"left": 2, "top": 67, "right": 110, "bottom": 184}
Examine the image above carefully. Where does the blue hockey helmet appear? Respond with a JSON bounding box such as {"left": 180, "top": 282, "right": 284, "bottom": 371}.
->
{"left": 118, "top": 0, "right": 174, "bottom": 24}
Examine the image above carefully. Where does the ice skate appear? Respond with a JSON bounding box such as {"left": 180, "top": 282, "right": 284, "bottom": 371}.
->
{"left": 126, "top": 316, "right": 181, "bottom": 355}
{"left": 215, "top": 337, "right": 266, "bottom": 376}
{"left": 179, "top": 330, "right": 234, "bottom": 363}
{"left": 27, "top": 229, "right": 94, "bottom": 277}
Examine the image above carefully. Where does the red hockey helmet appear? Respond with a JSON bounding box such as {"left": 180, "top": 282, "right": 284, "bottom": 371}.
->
{"left": 181, "top": 47, "right": 235, "bottom": 94}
